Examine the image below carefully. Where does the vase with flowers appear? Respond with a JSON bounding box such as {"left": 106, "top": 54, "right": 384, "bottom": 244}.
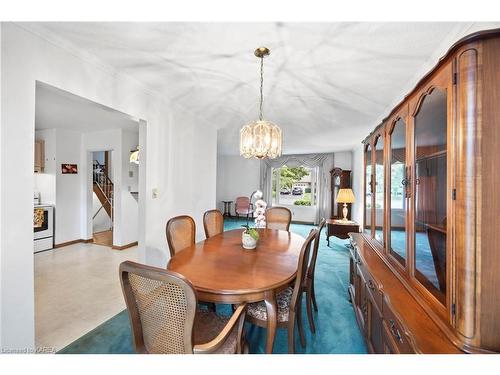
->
{"left": 241, "top": 224, "right": 259, "bottom": 250}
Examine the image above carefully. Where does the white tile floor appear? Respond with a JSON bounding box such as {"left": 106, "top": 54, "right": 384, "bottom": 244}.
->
{"left": 34, "top": 242, "right": 138, "bottom": 352}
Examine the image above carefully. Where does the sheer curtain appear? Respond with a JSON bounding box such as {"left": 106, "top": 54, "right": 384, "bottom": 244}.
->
{"left": 260, "top": 153, "right": 334, "bottom": 224}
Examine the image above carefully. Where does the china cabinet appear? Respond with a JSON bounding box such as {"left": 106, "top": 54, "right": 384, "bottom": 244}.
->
{"left": 351, "top": 29, "right": 500, "bottom": 353}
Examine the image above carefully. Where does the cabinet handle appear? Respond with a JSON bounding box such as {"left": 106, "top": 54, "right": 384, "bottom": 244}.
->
{"left": 367, "top": 280, "right": 375, "bottom": 291}
{"left": 404, "top": 166, "right": 412, "bottom": 198}
{"left": 389, "top": 319, "right": 403, "bottom": 343}
{"left": 362, "top": 301, "right": 368, "bottom": 316}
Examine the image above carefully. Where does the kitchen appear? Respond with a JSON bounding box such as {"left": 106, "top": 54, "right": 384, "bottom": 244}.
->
{"left": 34, "top": 137, "right": 55, "bottom": 253}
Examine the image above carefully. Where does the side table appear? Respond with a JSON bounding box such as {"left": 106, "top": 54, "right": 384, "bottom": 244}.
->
{"left": 222, "top": 201, "right": 233, "bottom": 217}
{"left": 326, "top": 218, "right": 360, "bottom": 246}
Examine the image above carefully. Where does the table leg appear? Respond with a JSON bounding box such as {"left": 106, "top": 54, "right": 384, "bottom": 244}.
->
{"left": 264, "top": 290, "right": 277, "bottom": 354}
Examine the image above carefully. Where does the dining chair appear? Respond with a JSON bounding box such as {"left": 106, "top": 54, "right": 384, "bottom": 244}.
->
{"left": 119, "top": 261, "right": 247, "bottom": 354}
{"left": 266, "top": 207, "right": 292, "bottom": 231}
{"left": 303, "top": 218, "right": 326, "bottom": 334}
{"left": 166, "top": 215, "right": 196, "bottom": 258}
{"left": 235, "top": 196, "right": 253, "bottom": 220}
{"left": 203, "top": 209, "right": 224, "bottom": 239}
{"left": 166, "top": 215, "right": 216, "bottom": 312}
{"left": 246, "top": 229, "right": 318, "bottom": 353}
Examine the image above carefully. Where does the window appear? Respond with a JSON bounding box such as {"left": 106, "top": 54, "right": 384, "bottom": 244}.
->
{"left": 271, "top": 166, "right": 318, "bottom": 206}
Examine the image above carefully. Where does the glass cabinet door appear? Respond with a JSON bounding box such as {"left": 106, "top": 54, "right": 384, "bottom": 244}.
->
{"left": 374, "top": 135, "right": 384, "bottom": 244}
{"left": 364, "top": 144, "right": 372, "bottom": 235}
{"left": 389, "top": 118, "right": 407, "bottom": 266}
{"left": 413, "top": 88, "right": 448, "bottom": 304}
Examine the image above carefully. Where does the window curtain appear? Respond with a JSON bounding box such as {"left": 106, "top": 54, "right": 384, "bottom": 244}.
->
{"left": 259, "top": 153, "right": 334, "bottom": 224}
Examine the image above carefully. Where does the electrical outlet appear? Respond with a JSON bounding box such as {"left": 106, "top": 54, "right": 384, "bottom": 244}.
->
{"left": 129, "top": 171, "right": 133, "bottom": 178}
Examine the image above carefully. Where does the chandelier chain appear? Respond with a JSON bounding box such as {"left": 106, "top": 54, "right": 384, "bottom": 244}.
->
{"left": 259, "top": 56, "right": 264, "bottom": 121}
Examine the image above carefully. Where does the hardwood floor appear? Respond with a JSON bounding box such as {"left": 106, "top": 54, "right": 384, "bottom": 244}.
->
{"left": 93, "top": 229, "right": 113, "bottom": 247}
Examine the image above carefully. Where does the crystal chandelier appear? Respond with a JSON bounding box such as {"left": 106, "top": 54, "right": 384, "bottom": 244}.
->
{"left": 240, "top": 47, "right": 282, "bottom": 159}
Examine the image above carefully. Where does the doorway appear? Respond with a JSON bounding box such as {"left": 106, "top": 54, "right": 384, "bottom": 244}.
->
{"left": 92, "top": 150, "right": 113, "bottom": 247}
{"left": 33, "top": 81, "right": 146, "bottom": 351}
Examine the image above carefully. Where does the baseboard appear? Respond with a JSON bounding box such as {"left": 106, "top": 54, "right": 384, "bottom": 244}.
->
{"left": 54, "top": 238, "right": 93, "bottom": 248}
{"left": 292, "top": 220, "right": 315, "bottom": 225}
{"left": 112, "top": 241, "right": 138, "bottom": 250}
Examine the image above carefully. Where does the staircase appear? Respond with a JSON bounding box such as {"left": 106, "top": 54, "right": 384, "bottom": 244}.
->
{"left": 93, "top": 160, "right": 113, "bottom": 222}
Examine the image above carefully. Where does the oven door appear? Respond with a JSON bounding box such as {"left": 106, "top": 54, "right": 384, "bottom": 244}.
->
{"left": 34, "top": 206, "right": 53, "bottom": 239}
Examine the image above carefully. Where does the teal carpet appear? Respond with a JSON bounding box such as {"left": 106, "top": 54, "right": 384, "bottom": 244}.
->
{"left": 58, "top": 219, "right": 367, "bottom": 354}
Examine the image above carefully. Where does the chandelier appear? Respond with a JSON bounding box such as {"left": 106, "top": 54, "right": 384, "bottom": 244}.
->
{"left": 240, "top": 47, "right": 282, "bottom": 159}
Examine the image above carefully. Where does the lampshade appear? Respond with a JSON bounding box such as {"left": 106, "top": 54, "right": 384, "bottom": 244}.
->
{"left": 337, "top": 188, "right": 356, "bottom": 203}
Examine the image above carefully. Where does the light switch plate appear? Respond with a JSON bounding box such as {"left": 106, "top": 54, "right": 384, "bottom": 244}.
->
{"left": 129, "top": 171, "right": 133, "bottom": 178}
{"left": 152, "top": 188, "right": 158, "bottom": 199}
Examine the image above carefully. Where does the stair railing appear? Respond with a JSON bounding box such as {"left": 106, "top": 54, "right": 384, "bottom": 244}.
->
{"left": 93, "top": 160, "right": 114, "bottom": 223}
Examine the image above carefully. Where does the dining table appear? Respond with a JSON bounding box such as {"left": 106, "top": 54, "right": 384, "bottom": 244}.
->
{"left": 167, "top": 227, "right": 305, "bottom": 354}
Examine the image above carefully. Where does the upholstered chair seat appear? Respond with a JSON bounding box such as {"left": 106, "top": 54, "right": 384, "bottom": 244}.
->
{"left": 245, "top": 229, "right": 318, "bottom": 353}
{"left": 193, "top": 311, "right": 239, "bottom": 354}
{"left": 247, "top": 287, "right": 293, "bottom": 322}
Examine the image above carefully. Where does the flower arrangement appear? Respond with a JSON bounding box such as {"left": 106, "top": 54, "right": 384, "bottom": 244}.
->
{"left": 254, "top": 199, "right": 267, "bottom": 228}
{"left": 241, "top": 224, "right": 259, "bottom": 250}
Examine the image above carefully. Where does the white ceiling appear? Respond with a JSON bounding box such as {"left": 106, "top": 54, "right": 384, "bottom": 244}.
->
{"left": 35, "top": 81, "right": 139, "bottom": 133}
{"left": 25, "top": 22, "right": 500, "bottom": 154}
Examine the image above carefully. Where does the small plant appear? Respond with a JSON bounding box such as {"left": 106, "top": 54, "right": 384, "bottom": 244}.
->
{"left": 242, "top": 225, "right": 260, "bottom": 241}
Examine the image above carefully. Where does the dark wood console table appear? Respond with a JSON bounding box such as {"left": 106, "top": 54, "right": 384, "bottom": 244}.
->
{"left": 326, "top": 219, "right": 360, "bottom": 245}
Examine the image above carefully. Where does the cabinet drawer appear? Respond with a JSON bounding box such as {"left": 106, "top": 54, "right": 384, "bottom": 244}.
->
{"left": 383, "top": 299, "right": 415, "bottom": 353}
{"left": 357, "top": 262, "right": 383, "bottom": 313}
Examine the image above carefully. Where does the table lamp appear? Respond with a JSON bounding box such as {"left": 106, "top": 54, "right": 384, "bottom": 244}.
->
{"left": 337, "top": 188, "right": 356, "bottom": 222}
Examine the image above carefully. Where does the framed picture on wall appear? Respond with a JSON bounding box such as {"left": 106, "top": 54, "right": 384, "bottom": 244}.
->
{"left": 61, "top": 164, "right": 78, "bottom": 174}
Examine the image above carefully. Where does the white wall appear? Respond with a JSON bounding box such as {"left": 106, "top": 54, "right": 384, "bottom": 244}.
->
{"left": 118, "top": 130, "right": 139, "bottom": 246}
{"left": 334, "top": 151, "right": 352, "bottom": 171}
{"left": 216, "top": 155, "right": 261, "bottom": 214}
{"left": 34, "top": 129, "right": 56, "bottom": 205}
{"left": 0, "top": 23, "right": 217, "bottom": 350}
{"left": 55, "top": 129, "right": 83, "bottom": 244}
{"left": 0, "top": 23, "right": 3, "bottom": 348}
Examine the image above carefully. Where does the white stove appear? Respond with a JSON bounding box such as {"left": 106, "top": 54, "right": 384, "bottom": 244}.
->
{"left": 34, "top": 204, "right": 54, "bottom": 253}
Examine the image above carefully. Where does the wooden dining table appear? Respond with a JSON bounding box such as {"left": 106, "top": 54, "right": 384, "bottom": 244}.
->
{"left": 167, "top": 228, "right": 305, "bottom": 354}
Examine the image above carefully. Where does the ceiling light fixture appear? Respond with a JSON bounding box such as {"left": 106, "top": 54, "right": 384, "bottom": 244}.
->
{"left": 240, "top": 47, "right": 282, "bottom": 159}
